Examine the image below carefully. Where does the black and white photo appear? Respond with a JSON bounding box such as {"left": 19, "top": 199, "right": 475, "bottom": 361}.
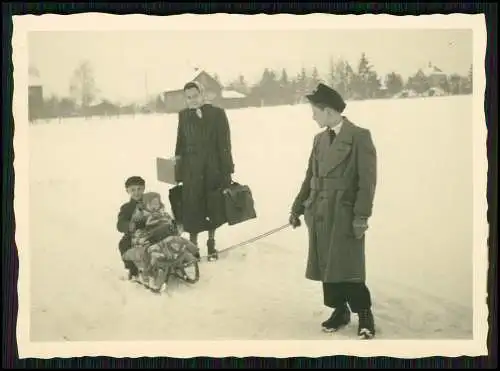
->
{"left": 12, "top": 13, "right": 488, "bottom": 358}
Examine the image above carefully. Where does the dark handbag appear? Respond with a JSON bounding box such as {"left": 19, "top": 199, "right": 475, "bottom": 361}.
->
{"left": 223, "top": 182, "right": 257, "bottom": 226}
{"left": 168, "top": 184, "right": 183, "bottom": 222}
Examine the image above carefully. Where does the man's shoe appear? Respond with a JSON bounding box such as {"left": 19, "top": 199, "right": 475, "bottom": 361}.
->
{"left": 357, "top": 309, "right": 376, "bottom": 339}
{"left": 322, "top": 305, "right": 351, "bottom": 333}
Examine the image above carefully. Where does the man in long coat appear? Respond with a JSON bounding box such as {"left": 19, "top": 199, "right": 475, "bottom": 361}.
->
{"left": 174, "top": 81, "right": 235, "bottom": 261}
{"left": 289, "top": 83, "right": 377, "bottom": 339}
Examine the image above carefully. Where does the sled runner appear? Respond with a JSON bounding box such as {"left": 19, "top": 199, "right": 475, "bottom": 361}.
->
{"left": 129, "top": 251, "right": 200, "bottom": 293}
{"left": 146, "top": 235, "right": 201, "bottom": 292}
{"left": 147, "top": 250, "right": 200, "bottom": 293}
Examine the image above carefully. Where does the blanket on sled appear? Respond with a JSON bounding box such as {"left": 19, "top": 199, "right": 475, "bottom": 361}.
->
{"left": 122, "top": 235, "right": 200, "bottom": 272}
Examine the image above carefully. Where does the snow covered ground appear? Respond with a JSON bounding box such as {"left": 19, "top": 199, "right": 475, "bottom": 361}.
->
{"left": 28, "top": 96, "right": 475, "bottom": 341}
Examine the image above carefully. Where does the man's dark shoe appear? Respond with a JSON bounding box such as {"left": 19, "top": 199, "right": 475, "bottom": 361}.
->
{"left": 322, "top": 304, "right": 351, "bottom": 333}
{"left": 357, "top": 309, "right": 376, "bottom": 339}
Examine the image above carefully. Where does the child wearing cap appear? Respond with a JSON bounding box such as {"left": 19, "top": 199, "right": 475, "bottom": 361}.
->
{"left": 116, "top": 176, "right": 147, "bottom": 280}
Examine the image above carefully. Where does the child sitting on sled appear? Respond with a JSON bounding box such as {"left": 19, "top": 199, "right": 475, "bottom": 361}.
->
{"left": 124, "top": 192, "right": 177, "bottom": 279}
{"left": 123, "top": 191, "right": 199, "bottom": 290}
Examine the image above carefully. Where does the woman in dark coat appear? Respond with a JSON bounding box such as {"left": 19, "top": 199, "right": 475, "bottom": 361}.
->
{"left": 174, "top": 81, "right": 235, "bottom": 261}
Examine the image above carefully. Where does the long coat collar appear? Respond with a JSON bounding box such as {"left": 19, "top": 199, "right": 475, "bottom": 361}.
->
{"left": 317, "top": 117, "right": 356, "bottom": 176}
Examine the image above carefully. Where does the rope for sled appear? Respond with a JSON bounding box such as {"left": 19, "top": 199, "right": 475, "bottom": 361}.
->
{"left": 201, "top": 223, "right": 292, "bottom": 260}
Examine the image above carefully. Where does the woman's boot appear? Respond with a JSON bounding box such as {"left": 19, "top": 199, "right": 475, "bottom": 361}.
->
{"left": 207, "top": 238, "right": 218, "bottom": 262}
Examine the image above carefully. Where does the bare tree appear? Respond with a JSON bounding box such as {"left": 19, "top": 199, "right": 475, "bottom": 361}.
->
{"left": 69, "top": 60, "right": 98, "bottom": 110}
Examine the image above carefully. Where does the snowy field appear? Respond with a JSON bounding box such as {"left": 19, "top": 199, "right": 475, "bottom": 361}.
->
{"left": 28, "top": 96, "right": 474, "bottom": 341}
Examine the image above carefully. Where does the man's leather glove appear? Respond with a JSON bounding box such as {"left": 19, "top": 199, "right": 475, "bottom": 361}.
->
{"left": 353, "top": 217, "right": 369, "bottom": 239}
{"left": 289, "top": 213, "right": 302, "bottom": 228}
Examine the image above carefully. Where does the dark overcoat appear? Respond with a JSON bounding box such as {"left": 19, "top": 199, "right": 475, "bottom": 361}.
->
{"left": 174, "top": 103, "right": 235, "bottom": 234}
{"left": 291, "top": 118, "right": 377, "bottom": 283}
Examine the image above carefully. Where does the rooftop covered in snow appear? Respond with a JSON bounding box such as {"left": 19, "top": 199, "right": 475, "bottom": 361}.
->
{"left": 161, "top": 66, "right": 220, "bottom": 92}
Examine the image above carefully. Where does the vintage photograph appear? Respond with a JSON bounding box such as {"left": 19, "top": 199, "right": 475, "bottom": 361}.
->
{"left": 13, "top": 13, "right": 487, "bottom": 358}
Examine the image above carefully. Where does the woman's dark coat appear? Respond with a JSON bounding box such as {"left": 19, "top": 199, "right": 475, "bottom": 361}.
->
{"left": 174, "top": 103, "right": 234, "bottom": 234}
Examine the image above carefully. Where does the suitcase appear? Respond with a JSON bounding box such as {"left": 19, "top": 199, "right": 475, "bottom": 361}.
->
{"left": 223, "top": 182, "right": 257, "bottom": 226}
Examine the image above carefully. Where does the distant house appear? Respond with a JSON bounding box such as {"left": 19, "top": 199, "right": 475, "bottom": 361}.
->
{"left": 393, "top": 89, "right": 418, "bottom": 99}
{"left": 376, "top": 80, "right": 390, "bottom": 99}
{"left": 85, "top": 99, "right": 121, "bottom": 117}
{"left": 28, "top": 66, "right": 44, "bottom": 121}
{"left": 422, "top": 63, "right": 448, "bottom": 89}
{"left": 425, "top": 87, "right": 447, "bottom": 97}
{"left": 162, "top": 67, "right": 223, "bottom": 113}
{"left": 220, "top": 89, "right": 249, "bottom": 110}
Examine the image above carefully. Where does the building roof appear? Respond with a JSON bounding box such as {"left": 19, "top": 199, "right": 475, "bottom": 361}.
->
{"left": 422, "top": 63, "right": 447, "bottom": 76}
{"left": 162, "top": 66, "right": 218, "bottom": 92}
{"left": 222, "top": 90, "right": 246, "bottom": 99}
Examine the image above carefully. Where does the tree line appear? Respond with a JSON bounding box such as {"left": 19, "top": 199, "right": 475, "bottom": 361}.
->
{"left": 29, "top": 53, "right": 473, "bottom": 121}
{"left": 226, "top": 53, "right": 473, "bottom": 106}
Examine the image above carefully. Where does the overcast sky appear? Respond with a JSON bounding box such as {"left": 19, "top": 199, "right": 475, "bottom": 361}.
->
{"left": 29, "top": 29, "right": 472, "bottom": 104}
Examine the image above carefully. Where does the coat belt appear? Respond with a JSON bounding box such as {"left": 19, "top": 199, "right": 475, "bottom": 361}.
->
{"left": 310, "top": 176, "right": 350, "bottom": 191}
